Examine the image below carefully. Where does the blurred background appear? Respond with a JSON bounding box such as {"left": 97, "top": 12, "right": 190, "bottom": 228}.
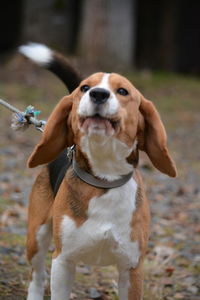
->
{"left": 0, "top": 0, "right": 200, "bottom": 73}
{"left": 0, "top": 1, "right": 200, "bottom": 300}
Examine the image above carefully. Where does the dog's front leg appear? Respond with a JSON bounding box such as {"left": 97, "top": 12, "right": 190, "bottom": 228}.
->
{"left": 118, "top": 264, "right": 143, "bottom": 300}
{"left": 118, "top": 268, "right": 130, "bottom": 300}
{"left": 51, "top": 256, "right": 75, "bottom": 300}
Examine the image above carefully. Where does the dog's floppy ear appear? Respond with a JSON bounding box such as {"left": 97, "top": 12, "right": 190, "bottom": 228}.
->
{"left": 28, "top": 95, "right": 74, "bottom": 168}
{"left": 137, "top": 96, "right": 177, "bottom": 177}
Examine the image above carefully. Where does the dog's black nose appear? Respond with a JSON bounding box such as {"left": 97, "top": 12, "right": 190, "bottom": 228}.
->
{"left": 89, "top": 88, "right": 110, "bottom": 104}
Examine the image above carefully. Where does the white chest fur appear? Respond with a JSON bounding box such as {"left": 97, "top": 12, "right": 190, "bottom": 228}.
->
{"left": 60, "top": 178, "right": 140, "bottom": 269}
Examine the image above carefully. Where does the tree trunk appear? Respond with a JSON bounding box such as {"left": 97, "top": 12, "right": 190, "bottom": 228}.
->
{"left": 22, "top": 0, "right": 81, "bottom": 53}
{"left": 0, "top": 0, "right": 24, "bottom": 53}
{"left": 78, "top": 0, "right": 136, "bottom": 70}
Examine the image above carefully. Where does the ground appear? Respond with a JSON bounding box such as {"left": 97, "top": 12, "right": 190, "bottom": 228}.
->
{"left": 0, "top": 56, "right": 200, "bottom": 299}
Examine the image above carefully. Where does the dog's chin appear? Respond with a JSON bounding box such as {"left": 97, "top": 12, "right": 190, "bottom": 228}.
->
{"left": 79, "top": 114, "right": 120, "bottom": 137}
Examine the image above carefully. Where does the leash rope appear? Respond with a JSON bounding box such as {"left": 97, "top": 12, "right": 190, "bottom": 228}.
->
{"left": 0, "top": 98, "right": 46, "bottom": 132}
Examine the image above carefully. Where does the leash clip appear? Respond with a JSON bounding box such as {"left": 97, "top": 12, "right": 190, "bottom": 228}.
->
{"left": 35, "top": 120, "right": 46, "bottom": 133}
{"left": 67, "top": 145, "right": 75, "bottom": 162}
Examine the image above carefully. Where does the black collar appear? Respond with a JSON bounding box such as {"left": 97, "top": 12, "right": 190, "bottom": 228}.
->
{"left": 70, "top": 146, "right": 134, "bottom": 189}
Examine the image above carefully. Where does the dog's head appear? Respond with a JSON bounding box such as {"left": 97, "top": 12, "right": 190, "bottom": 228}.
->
{"left": 28, "top": 72, "right": 177, "bottom": 177}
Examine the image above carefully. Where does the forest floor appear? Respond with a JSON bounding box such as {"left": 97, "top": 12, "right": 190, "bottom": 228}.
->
{"left": 0, "top": 55, "right": 200, "bottom": 299}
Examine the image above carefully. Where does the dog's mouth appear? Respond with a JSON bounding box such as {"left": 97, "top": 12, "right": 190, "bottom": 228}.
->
{"left": 79, "top": 114, "right": 120, "bottom": 135}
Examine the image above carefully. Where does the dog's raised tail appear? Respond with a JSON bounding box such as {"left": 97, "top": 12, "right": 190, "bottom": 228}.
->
{"left": 19, "top": 43, "right": 81, "bottom": 93}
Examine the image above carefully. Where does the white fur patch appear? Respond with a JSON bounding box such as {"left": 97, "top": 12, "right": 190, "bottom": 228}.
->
{"left": 51, "top": 257, "right": 75, "bottom": 300}
{"left": 27, "top": 223, "right": 52, "bottom": 300}
{"left": 78, "top": 73, "right": 119, "bottom": 119}
{"left": 118, "top": 269, "right": 130, "bottom": 300}
{"left": 19, "top": 43, "right": 53, "bottom": 66}
{"left": 81, "top": 135, "right": 134, "bottom": 181}
{"left": 59, "top": 178, "right": 140, "bottom": 269}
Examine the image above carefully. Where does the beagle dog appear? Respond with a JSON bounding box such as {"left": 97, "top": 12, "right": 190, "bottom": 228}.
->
{"left": 20, "top": 44, "right": 177, "bottom": 300}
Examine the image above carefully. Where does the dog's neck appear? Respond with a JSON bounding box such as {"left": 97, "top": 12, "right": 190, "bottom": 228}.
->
{"left": 75, "top": 135, "right": 136, "bottom": 181}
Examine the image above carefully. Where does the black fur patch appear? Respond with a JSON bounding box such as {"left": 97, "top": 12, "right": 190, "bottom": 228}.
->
{"left": 48, "top": 149, "right": 71, "bottom": 197}
{"left": 48, "top": 53, "right": 81, "bottom": 93}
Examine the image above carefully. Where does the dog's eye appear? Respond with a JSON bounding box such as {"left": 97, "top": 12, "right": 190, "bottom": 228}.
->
{"left": 80, "top": 85, "right": 90, "bottom": 93}
{"left": 117, "top": 88, "right": 129, "bottom": 96}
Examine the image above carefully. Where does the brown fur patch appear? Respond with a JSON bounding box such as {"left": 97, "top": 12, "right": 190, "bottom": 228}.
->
{"left": 128, "top": 262, "right": 144, "bottom": 300}
{"left": 27, "top": 167, "right": 54, "bottom": 261}
{"left": 138, "top": 96, "right": 177, "bottom": 177}
{"left": 52, "top": 166, "right": 106, "bottom": 258}
{"left": 128, "top": 170, "right": 150, "bottom": 299}
{"left": 130, "top": 169, "right": 150, "bottom": 256}
{"left": 108, "top": 73, "right": 141, "bottom": 148}
{"left": 28, "top": 95, "right": 74, "bottom": 168}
